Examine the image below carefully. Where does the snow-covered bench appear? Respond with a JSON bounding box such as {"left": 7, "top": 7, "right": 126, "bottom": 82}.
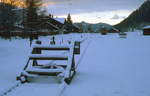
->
{"left": 17, "top": 41, "right": 76, "bottom": 84}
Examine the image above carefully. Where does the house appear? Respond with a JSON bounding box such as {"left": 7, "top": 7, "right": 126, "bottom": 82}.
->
{"left": 100, "top": 27, "right": 108, "bottom": 35}
{"left": 109, "top": 28, "right": 119, "bottom": 33}
{"left": 143, "top": 25, "right": 150, "bottom": 35}
{"left": 23, "top": 16, "right": 65, "bottom": 32}
{"left": 23, "top": 15, "right": 80, "bottom": 34}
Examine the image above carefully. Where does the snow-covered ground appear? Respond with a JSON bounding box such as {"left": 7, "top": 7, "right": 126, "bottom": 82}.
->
{"left": 1, "top": 32, "right": 150, "bottom": 96}
{"left": 0, "top": 38, "right": 31, "bottom": 92}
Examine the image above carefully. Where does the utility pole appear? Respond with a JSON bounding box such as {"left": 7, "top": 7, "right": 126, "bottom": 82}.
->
{"left": 23, "top": 2, "right": 25, "bottom": 32}
{"left": 22, "top": 0, "right": 26, "bottom": 32}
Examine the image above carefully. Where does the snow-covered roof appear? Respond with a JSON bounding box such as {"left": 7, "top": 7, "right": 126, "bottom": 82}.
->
{"left": 54, "top": 18, "right": 65, "bottom": 24}
{"left": 143, "top": 25, "right": 150, "bottom": 29}
{"left": 112, "top": 28, "right": 119, "bottom": 31}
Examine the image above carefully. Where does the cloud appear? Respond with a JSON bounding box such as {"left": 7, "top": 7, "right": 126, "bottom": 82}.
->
{"left": 44, "top": 0, "right": 144, "bottom": 16}
{"left": 111, "top": 14, "right": 127, "bottom": 20}
{"left": 42, "top": 0, "right": 144, "bottom": 24}
{"left": 58, "top": 10, "right": 132, "bottom": 25}
{"left": 111, "top": 14, "right": 120, "bottom": 19}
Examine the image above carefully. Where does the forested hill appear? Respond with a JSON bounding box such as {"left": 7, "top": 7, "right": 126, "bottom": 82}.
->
{"left": 114, "top": 0, "right": 150, "bottom": 32}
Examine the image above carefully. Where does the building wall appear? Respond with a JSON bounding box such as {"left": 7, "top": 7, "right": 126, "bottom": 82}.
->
{"left": 143, "top": 28, "right": 150, "bottom": 35}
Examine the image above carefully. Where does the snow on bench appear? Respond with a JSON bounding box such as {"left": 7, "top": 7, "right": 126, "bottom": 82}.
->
{"left": 26, "top": 67, "right": 64, "bottom": 75}
{"left": 29, "top": 54, "right": 68, "bottom": 60}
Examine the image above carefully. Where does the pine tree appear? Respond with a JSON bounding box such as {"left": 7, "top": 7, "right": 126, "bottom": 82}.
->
{"left": 25, "top": 0, "right": 43, "bottom": 29}
{"left": 64, "top": 19, "right": 67, "bottom": 24}
{"left": 0, "top": 1, "right": 18, "bottom": 31}
{"left": 64, "top": 13, "right": 73, "bottom": 33}
{"left": 66, "top": 13, "right": 73, "bottom": 25}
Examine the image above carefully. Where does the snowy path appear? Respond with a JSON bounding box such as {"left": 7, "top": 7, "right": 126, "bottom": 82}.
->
{"left": 63, "top": 33, "right": 150, "bottom": 96}
{"left": 6, "top": 78, "right": 64, "bottom": 96}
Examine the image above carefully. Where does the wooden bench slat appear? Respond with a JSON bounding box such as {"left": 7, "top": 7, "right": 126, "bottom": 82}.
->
{"left": 29, "top": 54, "right": 68, "bottom": 60}
{"left": 33, "top": 45, "right": 70, "bottom": 50}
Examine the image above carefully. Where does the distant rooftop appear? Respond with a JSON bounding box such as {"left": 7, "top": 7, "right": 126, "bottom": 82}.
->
{"left": 112, "top": 27, "right": 119, "bottom": 31}
{"left": 143, "top": 25, "right": 150, "bottom": 29}
{"left": 54, "top": 18, "right": 65, "bottom": 24}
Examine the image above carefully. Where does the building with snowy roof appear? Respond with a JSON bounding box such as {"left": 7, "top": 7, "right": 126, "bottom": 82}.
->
{"left": 143, "top": 25, "right": 150, "bottom": 35}
{"left": 54, "top": 18, "right": 66, "bottom": 24}
{"left": 22, "top": 14, "right": 79, "bottom": 34}
{"left": 109, "top": 28, "right": 119, "bottom": 33}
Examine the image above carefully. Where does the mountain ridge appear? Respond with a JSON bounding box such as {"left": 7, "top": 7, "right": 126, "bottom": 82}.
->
{"left": 74, "top": 21, "right": 115, "bottom": 33}
{"left": 114, "top": 0, "right": 150, "bottom": 32}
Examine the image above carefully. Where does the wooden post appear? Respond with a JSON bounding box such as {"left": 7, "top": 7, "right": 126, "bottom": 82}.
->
{"left": 74, "top": 41, "right": 80, "bottom": 54}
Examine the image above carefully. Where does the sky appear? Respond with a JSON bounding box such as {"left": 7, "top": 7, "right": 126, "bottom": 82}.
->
{"left": 43, "top": 0, "right": 145, "bottom": 25}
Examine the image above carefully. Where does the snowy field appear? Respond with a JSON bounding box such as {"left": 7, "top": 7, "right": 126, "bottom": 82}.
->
{"left": 1, "top": 32, "right": 150, "bottom": 96}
